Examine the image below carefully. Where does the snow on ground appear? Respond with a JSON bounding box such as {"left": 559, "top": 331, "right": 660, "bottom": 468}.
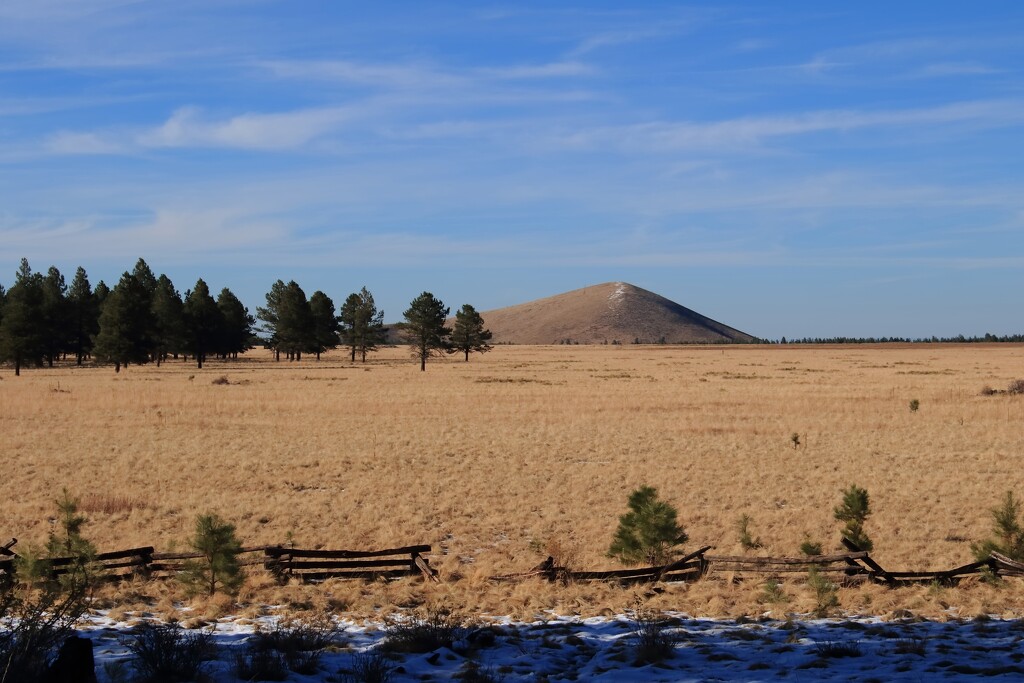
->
{"left": 78, "top": 610, "right": 1024, "bottom": 682}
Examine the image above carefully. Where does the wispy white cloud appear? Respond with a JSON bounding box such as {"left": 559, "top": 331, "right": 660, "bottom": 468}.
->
{"left": 259, "top": 58, "right": 594, "bottom": 89}
{"left": 556, "top": 99, "right": 1024, "bottom": 152}
{"left": 46, "top": 105, "right": 355, "bottom": 154}
{"left": 906, "top": 62, "right": 1002, "bottom": 79}
{"left": 46, "top": 131, "right": 127, "bottom": 155}
{"left": 137, "top": 106, "right": 351, "bottom": 150}
{"left": 258, "top": 60, "right": 465, "bottom": 89}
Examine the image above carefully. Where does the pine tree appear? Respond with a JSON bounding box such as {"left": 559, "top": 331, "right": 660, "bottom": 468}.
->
{"left": 180, "top": 514, "right": 243, "bottom": 596}
{"left": 151, "top": 274, "right": 185, "bottom": 365}
{"left": 0, "top": 258, "right": 45, "bottom": 375}
{"left": 401, "top": 292, "right": 451, "bottom": 371}
{"left": 93, "top": 272, "right": 154, "bottom": 372}
{"left": 67, "top": 267, "right": 98, "bottom": 366}
{"left": 93, "top": 280, "right": 109, "bottom": 310}
{"left": 973, "top": 491, "right": 1024, "bottom": 561}
{"left": 340, "top": 287, "right": 385, "bottom": 362}
{"left": 46, "top": 489, "right": 94, "bottom": 559}
{"left": 40, "top": 266, "right": 69, "bottom": 366}
{"left": 216, "top": 287, "right": 254, "bottom": 359}
{"left": 276, "top": 281, "right": 313, "bottom": 361}
{"left": 308, "top": 290, "right": 340, "bottom": 360}
{"left": 608, "top": 485, "right": 688, "bottom": 566}
{"left": 834, "top": 485, "right": 873, "bottom": 551}
{"left": 450, "top": 303, "right": 492, "bottom": 361}
{"left": 182, "top": 278, "right": 223, "bottom": 369}
{"left": 257, "top": 279, "right": 287, "bottom": 361}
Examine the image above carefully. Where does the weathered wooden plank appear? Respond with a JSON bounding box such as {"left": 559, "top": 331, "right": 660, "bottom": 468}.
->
{"left": 658, "top": 546, "right": 713, "bottom": 580}
{"left": 710, "top": 565, "right": 864, "bottom": 575}
{"left": 0, "top": 538, "right": 16, "bottom": 556}
{"left": 267, "top": 545, "right": 431, "bottom": 559}
{"left": 150, "top": 551, "right": 206, "bottom": 561}
{"left": 706, "top": 551, "right": 867, "bottom": 566}
{"left": 940, "top": 560, "right": 988, "bottom": 577}
{"left": 282, "top": 559, "right": 413, "bottom": 571}
{"left": 990, "top": 552, "right": 1024, "bottom": 572}
{"left": 841, "top": 538, "right": 894, "bottom": 584}
{"left": 413, "top": 553, "right": 439, "bottom": 583}
{"left": 95, "top": 547, "right": 154, "bottom": 561}
{"left": 289, "top": 569, "right": 415, "bottom": 582}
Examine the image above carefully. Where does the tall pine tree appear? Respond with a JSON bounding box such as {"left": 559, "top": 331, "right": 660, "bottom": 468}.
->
{"left": 151, "top": 274, "right": 185, "bottom": 365}
{"left": 340, "top": 287, "right": 386, "bottom": 362}
{"left": 401, "top": 292, "right": 450, "bottom": 371}
{"left": 450, "top": 303, "right": 492, "bottom": 361}
{"left": 216, "top": 288, "right": 254, "bottom": 359}
{"left": 40, "top": 266, "right": 69, "bottom": 366}
{"left": 308, "top": 291, "right": 340, "bottom": 360}
{"left": 0, "top": 259, "right": 45, "bottom": 375}
{"left": 67, "top": 267, "right": 98, "bottom": 366}
{"left": 93, "top": 272, "right": 154, "bottom": 372}
{"left": 183, "top": 279, "right": 222, "bottom": 369}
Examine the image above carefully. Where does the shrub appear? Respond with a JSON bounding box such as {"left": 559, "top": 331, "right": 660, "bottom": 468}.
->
{"left": 736, "top": 514, "right": 762, "bottom": 550}
{"left": 0, "top": 580, "right": 90, "bottom": 681}
{"left": 759, "top": 579, "right": 788, "bottom": 605}
{"left": 343, "top": 650, "right": 395, "bottom": 683}
{"left": 124, "top": 623, "right": 216, "bottom": 683}
{"left": 234, "top": 647, "right": 288, "bottom": 681}
{"left": 834, "top": 485, "right": 873, "bottom": 551}
{"left": 813, "top": 639, "right": 861, "bottom": 658}
{"left": 790, "top": 433, "right": 801, "bottom": 449}
{"left": 1009, "top": 379, "right": 1024, "bottom": 395}
{"left": 608, "top": 485, "right": 688, "bottom": 566}
{"left": 628, "top": 597, "right": 679, "bottom": 663}
{"left": 249, "top": 615, "right": 338, "bottom": 675}
{"left": 972, "top": 491, "right": 1024, "bottom": 561}
{"left": 382, "top": 606, "right": 469, "bottom": 654}
{"left": 179, "top": 513, "right": 243, "bottom": 596}
{"left": 800, "top": 536, "right": 823, "bottom": 557}
{"left": 908, "top": 399, "right": 920, "bottom": 412}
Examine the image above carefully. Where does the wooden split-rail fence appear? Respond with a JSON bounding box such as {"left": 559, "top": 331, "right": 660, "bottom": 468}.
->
{"left": 4, "top": 533, "right": 1024, "bottom": 589}
{"left": 0, "top": 538, "right": 438, "bottom": 585}
{"left": 491, "top": 539, "right": 1024, "bottom": 587}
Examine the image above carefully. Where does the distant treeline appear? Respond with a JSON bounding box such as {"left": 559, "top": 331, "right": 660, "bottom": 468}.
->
{"left": 770, "top": 334, "right": 1024, "bottom": 344}
{"left": 0, "top": 257, "right": 393, "bottom": 375}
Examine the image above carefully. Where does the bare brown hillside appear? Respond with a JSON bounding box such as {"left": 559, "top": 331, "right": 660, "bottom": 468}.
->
{"left": 479, "top": 282, "right": 755, "bottom": 344}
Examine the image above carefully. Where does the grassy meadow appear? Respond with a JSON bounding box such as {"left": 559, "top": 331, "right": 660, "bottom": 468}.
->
{"left": 3, "top": 343, "right": 1024, "bottom": 619}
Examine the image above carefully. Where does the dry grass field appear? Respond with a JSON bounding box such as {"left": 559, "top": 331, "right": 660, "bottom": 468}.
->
{"left": 3, "top": 343, "right": 1024, "bottom": 619}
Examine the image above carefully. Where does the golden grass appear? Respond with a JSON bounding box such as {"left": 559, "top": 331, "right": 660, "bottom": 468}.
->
{"left": 3, "top": 344, "right": 1024, "bottom": 618}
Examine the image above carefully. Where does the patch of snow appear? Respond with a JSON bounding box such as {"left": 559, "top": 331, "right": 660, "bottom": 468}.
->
{"left": 608, "top": 282, "right": 627, "bottom": 302}
{"left": 69, "top": 609, "right": 1024, "bottom": 682}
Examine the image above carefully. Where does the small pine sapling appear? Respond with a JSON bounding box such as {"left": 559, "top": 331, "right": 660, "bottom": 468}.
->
{"left": 180, "top": 513, "right": 244, "bottom": 596}
{"left": 800, "top": 534, "right": 823, "bottom": 557}
{"left": 972, "top": 491, "right": 1024, "bottom": 562}
{"left": 608, "top": 486, "right": 688, "bottom": 566}
{"left": 808, "top": 567, "right": 839, "bottom": 617}
{"left": 790, "top": 433, "right": 801, "bottom": 449}
{"left": 736, "top": 514, "right": 762, "bottom": 550}
{"left": 834, "top": 485, "right": 873, "bottom": 551}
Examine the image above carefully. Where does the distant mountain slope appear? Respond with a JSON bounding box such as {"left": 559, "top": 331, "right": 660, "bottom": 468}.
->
{"left": 479, "top": 282, "right": 755, "bottom": 345}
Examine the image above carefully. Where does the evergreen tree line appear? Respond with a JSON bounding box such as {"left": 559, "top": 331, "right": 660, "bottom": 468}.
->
{"left": 0, "top": 258, "right": 256, "bottom": 374}
{"left": 772, "top": 333, "right": 1024, "bottom": 344}
{"left": 0, "top": 258, "right": 494, "bottom": 374}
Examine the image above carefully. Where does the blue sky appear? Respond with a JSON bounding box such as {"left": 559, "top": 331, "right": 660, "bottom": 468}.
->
{"left": 1, "top": 1, "right": 1022, "bottom": 339}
